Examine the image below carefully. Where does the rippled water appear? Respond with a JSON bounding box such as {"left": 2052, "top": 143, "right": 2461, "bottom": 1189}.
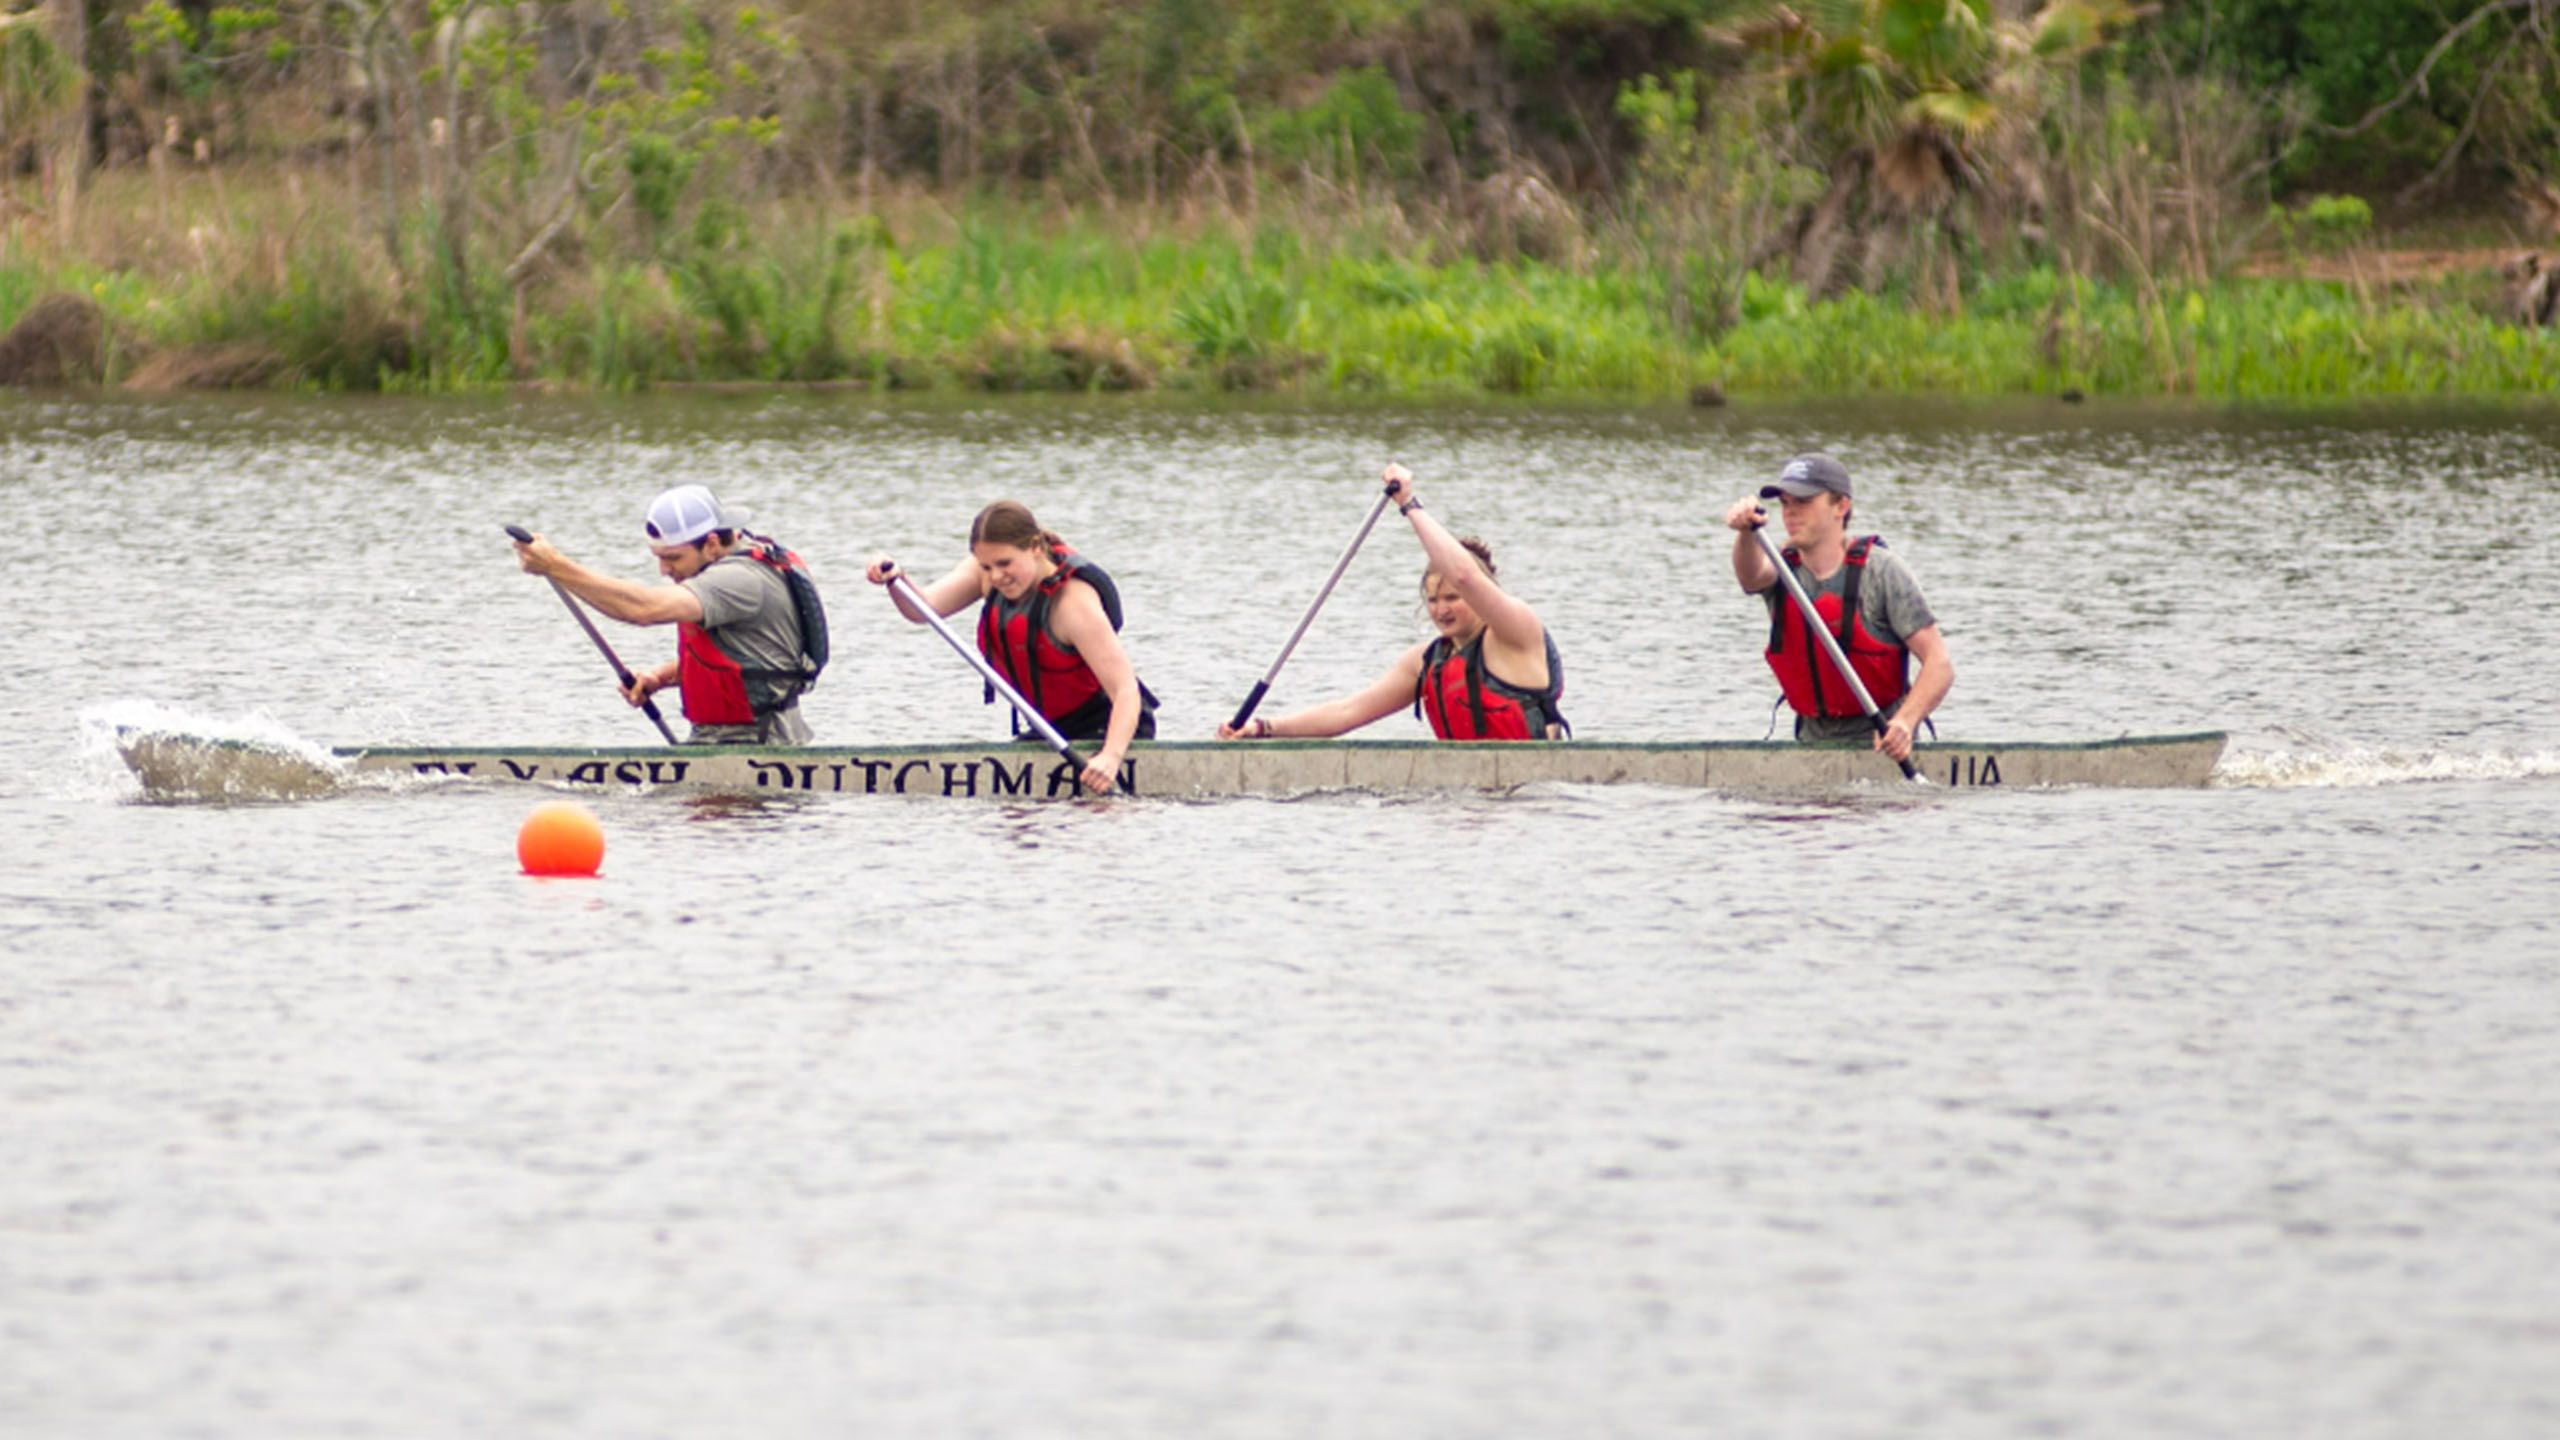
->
{"left": 4, "top": 393, "right": 2558, "bottom": 1437}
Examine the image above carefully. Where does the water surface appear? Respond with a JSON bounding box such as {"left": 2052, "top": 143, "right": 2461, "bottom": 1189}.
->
{"left": 3, "top": 393, "right": 2556, "bottom": 1438}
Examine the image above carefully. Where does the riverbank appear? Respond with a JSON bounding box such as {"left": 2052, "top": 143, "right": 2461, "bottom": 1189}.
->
{"left": 5, "top": 174, "right": 2557, "bottom": 400}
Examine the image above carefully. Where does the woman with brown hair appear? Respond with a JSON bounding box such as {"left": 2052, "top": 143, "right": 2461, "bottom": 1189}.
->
{"left": 868, "top": 501, "right": 1157, "bottom": 795}
{"left": 1217, "top": 464, "right": 1566, "bottom": 743}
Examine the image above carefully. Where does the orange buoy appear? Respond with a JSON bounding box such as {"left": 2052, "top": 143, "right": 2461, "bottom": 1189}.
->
{"left": 517, "top": 801, "right": 605, "bottom": 877}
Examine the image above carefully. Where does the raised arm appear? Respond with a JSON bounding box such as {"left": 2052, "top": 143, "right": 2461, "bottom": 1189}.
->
{"left": 867, "top": 552, "right": 984, "bottom": 621}
{"left": 1382, "top": 464, "right": 1544, "bottom": 654}
{"left": 1725, "top": 498, "right": 1778, "bottom": 593}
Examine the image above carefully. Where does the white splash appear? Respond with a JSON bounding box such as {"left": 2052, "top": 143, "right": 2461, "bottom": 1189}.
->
{"left": 79, "top": 698, "right": 333, "bottom": 756}
{"left": 2214, "top": 738, "right": 2560, "bottom": 789}
{"left": 77, "top": 699, "right": 351, "bottom": 800}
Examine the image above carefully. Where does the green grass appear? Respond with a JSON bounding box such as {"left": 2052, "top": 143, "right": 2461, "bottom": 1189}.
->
{"left": 6, "top": 195, "right": 2558, "bottom": 398}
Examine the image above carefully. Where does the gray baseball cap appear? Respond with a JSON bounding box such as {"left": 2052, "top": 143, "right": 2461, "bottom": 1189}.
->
{"left": 1760, "top": 453, "right": 1853, "bottom": 501}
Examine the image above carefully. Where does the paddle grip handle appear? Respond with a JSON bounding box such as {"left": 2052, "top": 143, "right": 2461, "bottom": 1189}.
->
{"left": 1227, "top": 680, "right": 1271, "bottom": 732}
{"left": 509, "top": 522, "right": 682, "bottom": 746}
{"left": 1877, "top": 719, "right": 1923, "bottom": 781}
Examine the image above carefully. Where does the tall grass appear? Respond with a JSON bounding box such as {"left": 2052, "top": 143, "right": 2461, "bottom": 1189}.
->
{"left": 6, "top": 168, "right": 2559, "bottom": 399}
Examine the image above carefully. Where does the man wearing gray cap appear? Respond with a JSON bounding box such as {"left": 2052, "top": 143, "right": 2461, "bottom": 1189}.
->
{"left": 512, "top": 484, "right": 820, "bottom": 745}
{"left": 1723, "top": 453, "right": 1952, "bottom": 760}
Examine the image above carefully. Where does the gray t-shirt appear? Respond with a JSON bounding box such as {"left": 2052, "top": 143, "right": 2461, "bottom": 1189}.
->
{"left": 679, "top": 552, "right": 813, "bottom": 745}
{"left": 1755, "top": 541, "right": 1936, "bottom": 742}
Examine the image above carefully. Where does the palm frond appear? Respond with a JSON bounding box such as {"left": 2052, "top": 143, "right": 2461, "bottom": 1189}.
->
{"left": 1907, "top": 86, "right": 2000, "bottom": 139}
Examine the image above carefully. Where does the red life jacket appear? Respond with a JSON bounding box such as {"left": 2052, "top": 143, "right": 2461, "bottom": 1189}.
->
{"left": 676, "top": 622, "right": 756, "bottom": 726}
{"left": 675, "top": 539, "right": 824, "bottom": 727}
{"left": 1412, "top": 630, "right": 1568, "bottom": 741}
{"left": 975, "top": 549, "right": 1158, "bottom": 741}
{"left": 1764, "top": 536, "right": 1910, "bottom": 720}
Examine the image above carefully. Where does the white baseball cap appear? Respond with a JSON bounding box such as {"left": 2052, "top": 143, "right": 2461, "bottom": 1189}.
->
{"left": 644, "top": 485, "right": 729, "bottom": 546}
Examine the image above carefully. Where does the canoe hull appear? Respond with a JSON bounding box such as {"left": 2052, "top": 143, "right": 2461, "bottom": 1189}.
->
{"left": 119, "top": 732, "right": 2230, "bottom": 800}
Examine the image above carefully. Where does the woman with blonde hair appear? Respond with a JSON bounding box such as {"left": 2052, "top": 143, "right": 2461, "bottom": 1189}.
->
{"left": 1218, "top": 464, "right": 1565, "bottom": 743}
{"left": 869, "top": 501, "right": 1157, "bottom": 794}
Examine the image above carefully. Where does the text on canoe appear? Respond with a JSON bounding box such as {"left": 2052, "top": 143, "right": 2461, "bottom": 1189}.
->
{"left": 404, "top": 754, "right": 1137, "bottom": 796}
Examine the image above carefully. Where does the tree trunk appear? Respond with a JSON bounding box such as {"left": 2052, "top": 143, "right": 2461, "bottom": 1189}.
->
{"left": 1792, "top": 152, "right": 1870, "bottom": 299}
{"left": 859, "top": 83, "right": 880, "bottom": 212}
{"left": 46, "top": 0, "right": 87, "bottom": 248}
{"left": 346, "top": 2, "right": 406, "bottom": 279}
{"left": 430, "top": 4, "right": 477, "bottom": 298}
{"left": 510, "top": 278, "right": 531, "bottom": 379}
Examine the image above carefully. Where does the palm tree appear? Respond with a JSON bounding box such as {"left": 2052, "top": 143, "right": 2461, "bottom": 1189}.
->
{"left": 1734, "top": 0, "right": 2148, "bottom": 297}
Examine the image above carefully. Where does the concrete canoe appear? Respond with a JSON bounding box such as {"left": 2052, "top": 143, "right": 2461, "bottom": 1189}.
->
{"left": 117, "top": 732, "right": 2230, "bottom": 802}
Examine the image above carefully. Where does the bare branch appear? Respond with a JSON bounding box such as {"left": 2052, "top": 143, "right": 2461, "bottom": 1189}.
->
{"left": 2312, "top": 0, "right": 2538, "bottom": 139}
{"left": 2397, "top": 21, "right": 2530, "bottom": 200}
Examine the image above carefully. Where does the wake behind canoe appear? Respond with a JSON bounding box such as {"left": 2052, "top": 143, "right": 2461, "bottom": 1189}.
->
{"left": 116, "top": 731, "right": 2231, "bottom": 801}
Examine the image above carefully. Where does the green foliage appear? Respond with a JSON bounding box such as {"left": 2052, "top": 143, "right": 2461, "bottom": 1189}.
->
{"left": 0, "top": 19, "right": 79, "bottom": 133}
{"left": 122, "top": 0, "right": 281, "bottom": 99}
{"left": 17, "top": 195, "right": 2560, "bottom": 397}
{"left": 1172, "top": 271, "right": 1296, "bottom": 376}
{"left": 2297, "top": 192, "right": 2374, "bottom": 249}
{"left": 1474, "top": 312, "right": 1564, "bottom": 392}
{"left": 1613, "top": 71, "right": 1822, "bottom": 337}
{"left": 1614, "top": 70, "right": 1700, "bottom": 155}
{"left": 0, "top": 266, "right": 59, "bottom": 334}
{"left": 21, "top": 1, "right": 2560, "bottom": 397}
{"left": 125, "top": 1, "right": 195, "bottom": 52}
{"left": 1738, "top": 271, "right": 1808, "bottom": 324}
{"left": 2267, "top": 192, "right": 2374, "bottom": 255}
{"left": 2141, "top": 0, "right": 2554, "bottom": 189}
{"left": 626, "top": 133, "right": 699, "bottom": 232}
{"left": 1254, "top": 67, "right": 1423, "bottom": 182}
{"left": 1877, "top": 0, "right": 1992, "bottom": 89}
{"left": 208, "top": 6, "right": 283, "bottom": 47}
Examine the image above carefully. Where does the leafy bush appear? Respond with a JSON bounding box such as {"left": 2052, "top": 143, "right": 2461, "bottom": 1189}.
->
{"left": 2267, "top": 193, "right": 2375, "bottom": 255}
{"left": 1255, "top": 68, "right": 1423, "bottom": 183}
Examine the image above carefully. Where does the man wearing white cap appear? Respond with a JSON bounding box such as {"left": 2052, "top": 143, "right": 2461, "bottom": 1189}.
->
{"left": 513, "top": 485, "right": 819, "bottom": 744}
{"left": 1723, "top": 452, "right": 1952, "bottom": 761}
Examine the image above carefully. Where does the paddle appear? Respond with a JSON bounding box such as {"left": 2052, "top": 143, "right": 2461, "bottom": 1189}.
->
{"left": 506, "top": 524, "right": 682, "bottom": 745}
{"left": 880, "top": 563, "right": 1122, "bottom": 795}
{"left": 1749, "top": 509, "right": 1925, "bottom": 783}
{"left": 1227, "top": 487, "right": 1397, "bottom": 733}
